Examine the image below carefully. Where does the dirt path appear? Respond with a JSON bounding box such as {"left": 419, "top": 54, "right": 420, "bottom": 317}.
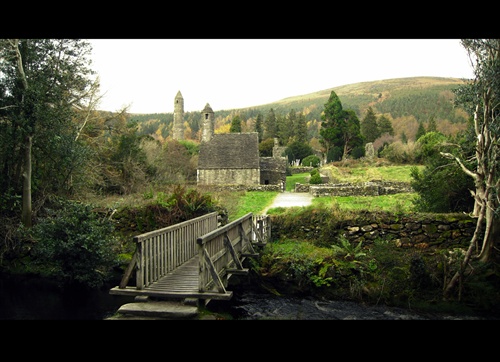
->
{"left": 261, "top": 191, "right": 313, "bottom": 214}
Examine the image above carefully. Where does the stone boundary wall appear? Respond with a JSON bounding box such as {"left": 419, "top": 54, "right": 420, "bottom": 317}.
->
{"left": 295, "top": 180, "right": 413, "bottom": 196}
{"left": 270, "top": 212, "right": 478, "bottom": 251}
{"left": 341, "top": 215, "right": 476, "bottom": 249}
{"left": 289, "top": 166, "right": 314, "bottom": 175}
{"left": 197, "top": 184, "right": 282, "bottom": 192}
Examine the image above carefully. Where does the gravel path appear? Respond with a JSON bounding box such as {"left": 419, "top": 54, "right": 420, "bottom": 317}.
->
{"left": 262, "top": 191, "right": 313, "bottom": 214}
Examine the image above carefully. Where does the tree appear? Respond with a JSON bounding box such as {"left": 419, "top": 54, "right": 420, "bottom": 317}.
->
{"left": 342, "top": 109, "right": 364, "bottom": 159}
{"left": 360, "top": 107, "right": 380, "bottom": 143}
{"left": 294, "top": 111, "right": 308, "bottom": 144}
{"left": 378, "top": 114, "right": 394, "bottom": 136}
{"left": 277, "top": 111, "right": 294, "bottom": 145}
{"left": 410, "top": 131, "right": 474, "bottom": 213}
{"left": 264, "top": 108, "right": 278, "bottom": 139}
{"left": 258, "top": 137, "right": 275, "bottom": 157}
{"left": 0, "top": 39, "right": 96, "bottom": 227}
{"left": 441, "top": 39, "right": 500, "bottom": 298}
{"left": 401, "top": 131, "right": 408, "bottom": 144}
{"left": 284, "top": 140, "right": 314, "bottom": 164}
{"left": 427, "top": 115, "right": 438, "bottom": 133}
{"left": 319, "top": 91, "right": 346, "bottom": 161}
{"left": 415, "top": 121, "right": 426, "bottom": 141}
{"left": 229, "top": 114, "right": 242, "bottom": 133}
{"left": 320, "top": 91, "right": 363, "bottom": 161}
{"left": 254, "top": 112, "right": 264, "bottom": 142}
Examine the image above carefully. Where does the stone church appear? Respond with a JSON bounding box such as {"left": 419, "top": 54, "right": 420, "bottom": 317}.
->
{"left": 172, "top": 91, "right": 287, "bottom": 189}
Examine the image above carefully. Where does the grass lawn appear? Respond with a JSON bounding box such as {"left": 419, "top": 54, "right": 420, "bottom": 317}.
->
{"left": 311, "top": 192, "right": 417, "bottom": 214}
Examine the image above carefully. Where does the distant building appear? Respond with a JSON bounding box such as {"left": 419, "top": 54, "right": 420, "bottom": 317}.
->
{"left": 198, "top": 132, "right": 261, "bottom": 186}
{"left": 172, "top": 90, "right": 184, "bottom": 140}
{"left": 171, "top": 91, "right": 286, "bottom": 188}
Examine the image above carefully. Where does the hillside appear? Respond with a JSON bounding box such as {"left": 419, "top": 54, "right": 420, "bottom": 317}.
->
{"left": 129, "top": 76, "right": 470, "bottom": 144}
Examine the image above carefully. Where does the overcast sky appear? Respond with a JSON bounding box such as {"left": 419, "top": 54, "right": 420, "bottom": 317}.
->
{"left": 88, "top": 39, "right": 475, "bottom": 114}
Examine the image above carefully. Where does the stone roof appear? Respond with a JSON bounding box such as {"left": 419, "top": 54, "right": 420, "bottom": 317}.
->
{"left": 198, "top": 132, "right": 260, "bottom": 169}
{"left": 202, "top": 103, "right": 213, "bottom": 113}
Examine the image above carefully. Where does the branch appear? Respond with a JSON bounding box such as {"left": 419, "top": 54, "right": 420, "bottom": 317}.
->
{"left": 440, "top": 152, "right": 477, "bottom": 180}
{"left": 9, "top": 39, "right": 28, "bottom": 90}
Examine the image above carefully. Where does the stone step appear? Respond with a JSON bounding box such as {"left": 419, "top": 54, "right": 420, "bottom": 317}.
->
{"left": 107, "top": 300, "right": 199, "bottom": 320}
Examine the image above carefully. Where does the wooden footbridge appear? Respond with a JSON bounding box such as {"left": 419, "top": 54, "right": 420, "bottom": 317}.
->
{"left": 109, "top": 212, "right": 270, "bottom": 304}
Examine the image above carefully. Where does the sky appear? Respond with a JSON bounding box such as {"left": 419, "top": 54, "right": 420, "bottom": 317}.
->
{"left": 88, "top": 39, "right": 475, "bottom": 114}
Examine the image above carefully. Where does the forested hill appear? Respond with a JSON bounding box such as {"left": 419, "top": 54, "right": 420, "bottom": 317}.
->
{"left": 129, "top": 76, "right": 470, "bottom": 143}
{"left": 265, "top": 76, "right": 467, "bottom": 120}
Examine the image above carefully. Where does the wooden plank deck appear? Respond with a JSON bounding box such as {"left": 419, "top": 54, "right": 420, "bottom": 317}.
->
{"left": 109, "top": 256, "right": 233, "bottom": 301}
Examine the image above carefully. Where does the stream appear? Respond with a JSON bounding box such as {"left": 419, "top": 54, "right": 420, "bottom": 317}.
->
{"left": 0, "top": 272, "right": 494, "bottom": 320}
{"left": 206, "top": 289, "right": 491, "bottom": 320}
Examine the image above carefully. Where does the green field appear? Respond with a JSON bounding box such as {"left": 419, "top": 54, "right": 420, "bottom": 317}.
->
{"left": 226, "top": 164, "right": 420, "bottom": 219}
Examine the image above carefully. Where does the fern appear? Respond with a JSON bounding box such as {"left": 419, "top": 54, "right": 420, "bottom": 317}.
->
{"left": 331, "top": 236, "right": 366, "bottom": 262}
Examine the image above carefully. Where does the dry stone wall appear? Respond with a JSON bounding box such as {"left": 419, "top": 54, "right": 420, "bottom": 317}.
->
{"left": 295, "top": 180, "right": 413, "bottom": 196}
{"left": 270, "top": 211, "right": 478, "bottom": 252}
{"left": 198, "top": 184, "right": 282, "bottom": 192}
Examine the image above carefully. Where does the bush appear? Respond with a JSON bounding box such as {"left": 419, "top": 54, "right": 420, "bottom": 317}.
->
{"left": 309, "top": 172, "right": 323, "bottom": 184}
{"left": 302, "top": 155, "right": 321, "bottom": 167}
{"left": 27, "top": 199, "right": 120, "bottom": 289}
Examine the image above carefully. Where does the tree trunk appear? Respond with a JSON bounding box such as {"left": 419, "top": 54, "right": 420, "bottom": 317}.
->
{"left": 443, "top": 201, "right": 485, "bottom": 299}
{"left": 21, "top": 135, "right": 32, "bottom": 228}
{"left": 478, "top": 199, "right": 499, "bottom": 263}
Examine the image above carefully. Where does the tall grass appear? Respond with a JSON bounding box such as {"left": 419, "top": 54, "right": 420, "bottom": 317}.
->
{"left": 311, "top": 193, "right": 416, "bottom": 214}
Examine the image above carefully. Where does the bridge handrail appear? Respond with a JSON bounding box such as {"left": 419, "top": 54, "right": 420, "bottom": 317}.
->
{"left": 127, "top": 212, "right": 219, "bottom": 289}
{"left": 197, "top": 213, "right": 270, "bottom": 294}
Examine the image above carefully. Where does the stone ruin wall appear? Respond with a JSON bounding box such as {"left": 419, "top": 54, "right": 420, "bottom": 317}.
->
{"left": 197, "top": 184, "right": 282, "bottom": 192}
{"left": 295, "top": 180, "right": 413, "bottom": 196}
{"left": 270, "top": 212, "right": 478, "bottom": 252}
{"left": 197, "top": 168, "right": 260, "bottom": 186}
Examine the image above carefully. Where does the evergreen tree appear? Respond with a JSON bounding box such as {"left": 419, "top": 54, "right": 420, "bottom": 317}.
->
{"left": 415, "top": 121, "right": 426, "bottom": 140}
{"left": 0, "top": 39, "right": 97, "bottom": 226}
{"left": 254, "top": 113, "right": 264, "bottom": 141}
{"left": 319, "top": 91, "right": 364, "bottom": 161}
{"left": 377, "top": 114, "right": 394, "bottom": 136}
{"left": 401, "top": 131, "right": 408, "bottom": 144}
{"left": 287, "top": 108, "right": 297, "bottom": 141}
{"left": 258, "top": 137, "right": 275, "bottom": 157}
{"left": 277, "top": 113, "right": 293, "bottom": 145}
{"left": 343, "top": 109, "right": 365, "bottom": 159}
{"left": 284, "top": 140, "right": 314, "bottom": 164}
{"left": 320, "top": 91, "right": 345, "bottom": 161}
{"left": 427, "top": 115, "right": 438, "bottom": 132}
{"left": 295, "top": 111, "right": 308, "bottom": 144}
{"left": 229, "top": 114, "right": 242, "bottom": 133}
{"left": 264, "top": 108, "right": 278, "bottom": 139}
{"left": 360, "top": 107, "right": 380, "bottom": 143}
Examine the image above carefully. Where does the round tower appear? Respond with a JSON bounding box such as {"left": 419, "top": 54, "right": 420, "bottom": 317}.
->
{"left": 201, "top": 103, "right": 214, "bottom": 143}
{"left": 173, "top": 90, "right": 184, "bottom": 140}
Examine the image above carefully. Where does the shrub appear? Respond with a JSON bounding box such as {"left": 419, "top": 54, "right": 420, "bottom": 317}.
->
{"left": 302, "top": 155, "right": 321, "bottom": 168}
{"left": 27, "top": 199, "right": 120, "bottom": 289}
{"left": 309, "top": 172, "right": 323, "bottom": 184}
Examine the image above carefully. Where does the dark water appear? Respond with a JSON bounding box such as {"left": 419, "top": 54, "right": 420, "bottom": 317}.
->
{"left": 0, "top": 272, "right": 493, "bottom": 320}
{"left": 0, "top": 272, "right": 135, "bottom": 320}
{"left": 205, "top": 277, "right": 495, "bottom": 320}
{"left": 207, "top": 292, "right": 489, "bottom": 320}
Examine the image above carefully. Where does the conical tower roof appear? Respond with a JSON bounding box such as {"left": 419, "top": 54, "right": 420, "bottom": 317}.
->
{"left": 202, "top": 103, "right": 213, "bottom": 113}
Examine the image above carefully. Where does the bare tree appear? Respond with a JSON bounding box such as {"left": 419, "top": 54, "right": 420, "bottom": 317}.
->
{"left": 441, "top": 39, "right": 500, "bottom": 298}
